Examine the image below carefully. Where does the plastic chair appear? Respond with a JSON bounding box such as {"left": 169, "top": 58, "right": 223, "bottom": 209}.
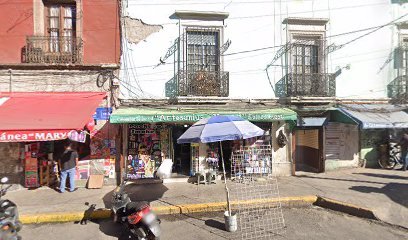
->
{"left": 195, "top": 171, "right": 207, "bottom": 185}
{"left": 206, "top": 170, "right": 217, "bottom": 184}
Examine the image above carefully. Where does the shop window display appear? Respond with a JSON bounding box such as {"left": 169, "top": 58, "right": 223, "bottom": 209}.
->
{"left": 206, "top": 143, "right": 219, "bottom": 172}
{"left": 190, "top": 142, "right": 220, "bottom": 176}
{"left": 127, "top": 124, "right": 170, "bottom": 179}
{"left": 77, "top": 124, "right": 118, "bottom": 187}
{"left": 23, "top": 141, "right": 59, "bottom": 188}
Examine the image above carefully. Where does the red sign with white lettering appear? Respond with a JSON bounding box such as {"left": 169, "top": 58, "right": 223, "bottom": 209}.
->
{"left": 0, "top": 130, "right": 72, "bottom": 142}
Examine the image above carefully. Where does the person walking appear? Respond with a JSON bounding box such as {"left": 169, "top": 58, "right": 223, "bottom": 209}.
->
{"left": 59, "top": 142, "right": 79, "bottom": 192}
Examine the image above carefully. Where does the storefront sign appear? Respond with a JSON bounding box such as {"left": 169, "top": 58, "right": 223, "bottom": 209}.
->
{"left": 93, "top": 107, "right": 112, "bottom": 120}
{"left": 113, "top": 113, "right": 289, "bottom": 123}
{"left": 0, "top": 130, "right": 71, "bottom": 142}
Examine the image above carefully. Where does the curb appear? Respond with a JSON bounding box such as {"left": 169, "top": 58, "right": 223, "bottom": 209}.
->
{"left": 313, "top": 196, "right": 378, "bottom": 220}
{"left": 20, "top": 195, "right": 317, "bottom": 224}
{"left": 20, "top": 210, "right": 112, "bottom": 224}
{"left": 20, "top": 195, "right": 378, "bottom": 224}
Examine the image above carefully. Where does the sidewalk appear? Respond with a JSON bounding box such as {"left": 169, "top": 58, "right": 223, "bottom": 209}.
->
{"left": 6, "top": 168, "right": 407, "bottom": 228}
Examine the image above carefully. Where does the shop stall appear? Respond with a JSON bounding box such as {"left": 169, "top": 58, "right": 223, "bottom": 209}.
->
{"left": 111, "top": 105, "right": 298, "bottom": 179}
{"left": 0, "top": 92, "right": 109, "bottom": 188}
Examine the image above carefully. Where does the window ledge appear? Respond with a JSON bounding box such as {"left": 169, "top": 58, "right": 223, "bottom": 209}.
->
{"left": 171, "top": 10, "right": 229, "bottom": 21}
{"left": 0, "top": 63, "right": 120, "bottom": 70}
{"left": 283, "top": 17, "right": 329, "bottom": 26}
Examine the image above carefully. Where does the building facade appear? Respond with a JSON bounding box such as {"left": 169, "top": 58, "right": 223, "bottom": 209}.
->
{"left": 0, "top": 0, "right": 121, "bottom": 187}
{"left": 114, "top": 0, "right": 408, "bottom": 175}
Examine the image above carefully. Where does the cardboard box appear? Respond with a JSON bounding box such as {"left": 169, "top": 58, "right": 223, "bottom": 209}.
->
{"left": 87, "top": 175, "right": 104, "bottom": 189}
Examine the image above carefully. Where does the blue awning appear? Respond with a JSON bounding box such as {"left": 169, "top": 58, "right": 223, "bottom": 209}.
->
{"left": 339, "top": 104, "right": 408, "bottom": 129}
{"left": 297, "top": 117, "right": 328, "bottom": 127}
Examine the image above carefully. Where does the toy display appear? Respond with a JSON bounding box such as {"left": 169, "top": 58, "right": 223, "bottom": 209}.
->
{"left": 206, "top": 143, "right": 219, "bottom": 172}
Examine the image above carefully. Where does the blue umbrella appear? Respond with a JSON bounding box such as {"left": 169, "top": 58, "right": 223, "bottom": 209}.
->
{"left": 177, "top": 115, "right": 265, "bottom": 144}
{"left": 177, "top": 115, "right": 265, "bottom": 217}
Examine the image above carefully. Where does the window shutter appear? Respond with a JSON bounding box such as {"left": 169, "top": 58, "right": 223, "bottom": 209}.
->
{"left": 394, "top": 47, "right": 404, "bottom": 69}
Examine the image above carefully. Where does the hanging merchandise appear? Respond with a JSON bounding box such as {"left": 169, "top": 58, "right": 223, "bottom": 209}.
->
{"left": 68, "top": 130, "right": 87, "bottom": 143}
{"left": 127, "top": 124, "right": 165, "bottom": 179}
{"left": 24, "top": 143, "right": 39, "bottom": 188}
{"left": 160, "top": 130, "right": 170, "bottom": 159}
{"left": 86, "top": 119, "right": 96, "bottom": 132}
{"left": 277, "top": 130, "right": 287, "bottom": 148}
{"left": 206, "top": 143, "right": 219, "bottom": 172}
{"left": 190, "top": 143, "right": 200, "bottom": 176}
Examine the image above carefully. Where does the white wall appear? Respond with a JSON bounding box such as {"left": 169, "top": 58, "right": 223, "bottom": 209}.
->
{"left": 120, "top": 0, "right": 408, "bottom": 99}
{"left": 271, "top": 122, "right": 292, "bottom": 176}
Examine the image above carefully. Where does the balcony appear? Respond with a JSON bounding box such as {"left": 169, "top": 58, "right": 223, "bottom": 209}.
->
{"left": 275, "top": 73, "right": 336, "bottom": 98}
{"left": 24, "top": 36, "right": 83, "bottom": 64}
{"left": 165, "top": 70, "right": 229, "bottom": 98}
{"left": 387, "top": 75, "right": 408, "bottom": 100}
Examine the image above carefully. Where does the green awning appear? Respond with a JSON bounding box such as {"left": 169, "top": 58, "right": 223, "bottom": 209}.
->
{"left": 110, "top": 107, "right": 297, "bottom": 123}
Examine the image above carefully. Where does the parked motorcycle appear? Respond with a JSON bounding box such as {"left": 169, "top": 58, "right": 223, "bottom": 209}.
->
{"left": 112, "top": 177, "right": 161, "bottom": 240}
{"left": 0, "top": 177, "right": 22, "bottom": 240}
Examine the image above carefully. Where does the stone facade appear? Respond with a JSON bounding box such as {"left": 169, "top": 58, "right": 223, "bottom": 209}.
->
{"left": 0, "top": 69, "right": 106, "bottom": 92}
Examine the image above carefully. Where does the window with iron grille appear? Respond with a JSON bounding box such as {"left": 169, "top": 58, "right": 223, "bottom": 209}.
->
{"left": 45, "top": 4, "right": 76, "bottom": 53}
{"left": 186, "top": 28, "right": 220, "bottom": 72}
{"left": 293, "top": 42, "right": 319, "bottom": 74}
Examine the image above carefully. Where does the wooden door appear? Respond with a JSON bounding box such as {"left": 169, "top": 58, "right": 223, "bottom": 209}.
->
{"left": 295, "top": 129, "right": 323, "bottom": 172}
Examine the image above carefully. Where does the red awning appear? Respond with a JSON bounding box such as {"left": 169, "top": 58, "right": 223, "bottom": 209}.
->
{"left": 0, "top": 92, "right": 107, "bottom": 142}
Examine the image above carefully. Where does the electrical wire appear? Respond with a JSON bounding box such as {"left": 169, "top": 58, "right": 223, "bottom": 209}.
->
{"left": 0, "top": 1, "right": 394, "bottom": 37}
{"left": 336, "top": 13, "right": 408, "bottom": 51}
{"left": 2, "top": 1, "right": 406, "bottom": 101}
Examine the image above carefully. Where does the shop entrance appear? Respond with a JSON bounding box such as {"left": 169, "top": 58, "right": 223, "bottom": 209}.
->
{"left": 172, "top": 126, "right": 191, "bottom": 176}
{"left": 295, "top": 129, "right": 324, "bottom": 173}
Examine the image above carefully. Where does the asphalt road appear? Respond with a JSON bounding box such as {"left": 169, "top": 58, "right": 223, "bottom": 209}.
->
{"left": 20, "top": 207, "right": 408, "bottom": 240}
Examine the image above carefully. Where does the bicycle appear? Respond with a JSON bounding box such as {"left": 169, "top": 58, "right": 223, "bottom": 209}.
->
{"left": 378, "top": 143, "right": 405, "bottom": 169}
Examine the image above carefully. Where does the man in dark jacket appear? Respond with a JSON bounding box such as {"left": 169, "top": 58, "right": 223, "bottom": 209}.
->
{"left": 58, "top": 142, "right": 79, "bottom": 192}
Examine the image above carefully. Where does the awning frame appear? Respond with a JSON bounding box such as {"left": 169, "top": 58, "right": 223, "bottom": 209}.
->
{"left": 338, "top": 105, "right": 408, "bottom": 129}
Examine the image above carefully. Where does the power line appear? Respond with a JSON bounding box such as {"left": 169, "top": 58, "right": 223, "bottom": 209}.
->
{"left": 336, "top": 13, "right": 408, "bottom": 51}
{"left": 228, "top": 2, "right": 388, "bottom": 20}
{"left": 117, "top": 18, "right": 408, "bottom": 71}
{"left": 223, "top": 45, "right": 281, "bottom": 56}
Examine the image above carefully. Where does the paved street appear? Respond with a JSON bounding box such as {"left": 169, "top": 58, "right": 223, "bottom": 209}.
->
{"left": 20, "top": 207, "right": 408, "bottom": 240}
{"left": 7, "top": 168, "right": 408, "bottom": 228}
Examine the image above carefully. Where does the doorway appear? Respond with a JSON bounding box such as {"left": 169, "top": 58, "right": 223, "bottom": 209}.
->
{"left": 172, "top": 126, "right": 191, "bottom": 176}
{"left": 295, "top": 129, "right": 324, "bottom": 173}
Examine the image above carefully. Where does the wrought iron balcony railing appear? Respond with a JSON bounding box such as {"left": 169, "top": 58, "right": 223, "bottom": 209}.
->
{"left": 24, "top": 36, "right": 83, "bottom": 64}
{"left": 165, "top": 70, "right": 229, "bottom": 97}
{"left": 275, "top": 73, "right": 336, "bottom": 97}
{"left": 387, "top": 75, "right": 408, "bottom": 99}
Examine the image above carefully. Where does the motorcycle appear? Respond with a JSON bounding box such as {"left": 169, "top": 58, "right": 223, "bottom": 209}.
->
{"left": 112, "top": 177, "right": 161, "bottom": 240}
{"left": 0, "top": 177, "right": 22, "bottom": 240}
